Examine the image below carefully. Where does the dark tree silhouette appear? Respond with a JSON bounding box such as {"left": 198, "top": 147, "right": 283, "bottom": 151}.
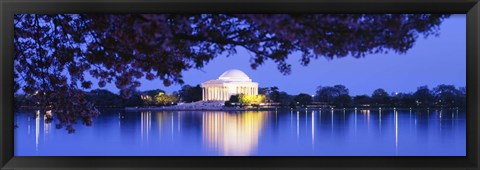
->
{"left": 178, "top": 85, "right": 202, "bottom": 102}
{"left": 14, "top": 14, "right": 449, "bottom": 132}
{"left": 432, "top": 84, "right": 461, "bottom": 107}
{"left": 413, "top": 85, "right": 435, "bottom": 107}
{"left": 390, "top": 92, "right": 416, "bottom": 108}
{"left": 314, "top": 84, "right": 349, "bottom": 104}
{"left": 294, "top": 93, "right": 313, "bottom": 106}
{"left": 333, "top": 94, "right": 353, "bottom": 108}
{"left": 352, "top": 95, "right": 371, "bottom": 107}
{"left": 371, "top": 88, "right": 390, "bottom": 107}
{"left": 85, "top": 89, "right": 123, "bottom": 107}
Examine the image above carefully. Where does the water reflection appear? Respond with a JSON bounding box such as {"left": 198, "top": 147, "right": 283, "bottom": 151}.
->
{"left": 140, "top": 112, "right": 151, "bottom": 144}
{"left": 202, "top": 111, "right": 268, "bottom": 156}
{"left": 395, "top": 110, "right": 398, "bottom": 154}
{"left": 311, "top": 111, "right": 315, "bottom": 146}
{"left": 15, "top": 109, "right": 465, "bottom": 156}
{"left": 35, "top": 110, "right": 40, "bottom": 151}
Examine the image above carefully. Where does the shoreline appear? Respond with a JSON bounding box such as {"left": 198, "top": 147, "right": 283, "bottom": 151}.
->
{"left": 124, "top": 106, "right": 462, "bottom": 112}
{"left": 17, "top": 106, "right": 464, "bottom": 112}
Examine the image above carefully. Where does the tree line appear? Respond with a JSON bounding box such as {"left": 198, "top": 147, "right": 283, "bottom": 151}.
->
{"left": 15, "top": 84, "right": 465, "bottom": 109}
{"left": 253, "top": 84, "right": 466, "bottom": 108}
{"left": 15, "top": 84, "right": 203, "bottom": 108}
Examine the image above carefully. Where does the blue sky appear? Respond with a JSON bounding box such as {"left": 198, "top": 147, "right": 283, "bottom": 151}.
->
{"left": 97, "top": 14, "right": 466, "bottom": 96}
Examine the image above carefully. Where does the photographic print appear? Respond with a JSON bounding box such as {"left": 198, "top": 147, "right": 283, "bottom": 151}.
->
{"left": 13, "top": 14, "right": 466, "bottom": 156}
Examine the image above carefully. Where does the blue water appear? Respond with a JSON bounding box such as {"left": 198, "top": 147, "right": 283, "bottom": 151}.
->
{"left": 14, "top": 109, "right": 465, "bottom": 156}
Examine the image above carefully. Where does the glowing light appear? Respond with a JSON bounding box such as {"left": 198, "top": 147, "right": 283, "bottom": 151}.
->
{"left": 202, "top": 111, "right": 267, "bottom": 156}
{"left": 35, "top": 110, "right": 40, "bottom": 151}
{"left": 311, "top": 111, "right": 315, "bottom": 147}
{"left": 140, "top": 112, "right": 151, "bottom": 144}
{"left": 395, "top": 110, "right": 398, "bottom": 154}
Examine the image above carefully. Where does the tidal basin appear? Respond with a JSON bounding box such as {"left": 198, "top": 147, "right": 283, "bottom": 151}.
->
{"left": 14, "top": 109, "right": 465, "bottom": 156}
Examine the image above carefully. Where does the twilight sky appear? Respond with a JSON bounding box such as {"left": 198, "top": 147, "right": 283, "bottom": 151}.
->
{"left": 95, "top": 14, "right": 466, "bottom": 96}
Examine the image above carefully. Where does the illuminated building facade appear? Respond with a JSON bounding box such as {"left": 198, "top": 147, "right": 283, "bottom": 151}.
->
{"left": 201, "top": 69, "right": 259, "bottom": 101}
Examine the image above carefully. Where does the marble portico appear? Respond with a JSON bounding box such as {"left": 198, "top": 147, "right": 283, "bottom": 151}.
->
{"left": 201, "top": 69, "right": 259, "bottom": 101}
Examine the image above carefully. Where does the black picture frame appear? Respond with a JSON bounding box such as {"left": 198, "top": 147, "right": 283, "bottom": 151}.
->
{"left": 1, "top": 0, "right": 479, "bottom": 169}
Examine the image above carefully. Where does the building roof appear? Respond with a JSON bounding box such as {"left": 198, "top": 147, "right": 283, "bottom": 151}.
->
{"left": 217, "top": 69, "right": 252, "bottom": 82}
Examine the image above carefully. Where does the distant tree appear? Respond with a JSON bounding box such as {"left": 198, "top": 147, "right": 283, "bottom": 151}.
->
{"left": 14, "top": 14, "right": 449, "bottom": 132}
{"left": 371, "top": 88, "right": 390, "bottom": 107}
{"left": 314, "top": 84, "right": 349, "bottom": 105}
{"left": 432, "top": 84, "right": 461, "bottom": 107}
{"left": 333, "top": 94, "right": 352, "bottom": 108}
{"left": 85, "top": 89, "right": 123, "bottom": 107}
{"left": 178, "top": 85, "right": 202, "bottom": 102}
{"left": 267, "top": 86, "right": 281, "bottom": 102}
{"left": 142, "top": 89, "right": 165, "bottom": 97}
{"left": 122, "top": 90, "right": 143, "bottom": 107}
{"left": 294, "top": 93, "right": 313, "bottom": 107}
{"left": 258, "top": 87, "right": 270, "bottom": 95}
{"left": 229, "top": 95, "right": 240, "bottom": 103}
{"left": 315, "top": 86, "right": 335, "bottom": 103}
{"left": 277, "top": 91, "right": 293, "bottom": 106}
{"left": 238, "top": 94, "right": 266, "bottom": 106}
{"left": 140, "top": 94, "right": 154, "bottom": 106}
{"left": 390, "top": 92, "right": 415, "bottom": 107}
{"left": 413, "top": 86, "right": 435, "bottom": 107}
{"left": 457, "top": 86, "right": 466, "bottom": 108}
{"left": 353, "top": 95, "right": 371, "bottom": 107}
{"left": 459, "top": 86, "right": 466, "bottom": 95}
{"left": 154, "top": 92, "right": 178, "bottom": 106}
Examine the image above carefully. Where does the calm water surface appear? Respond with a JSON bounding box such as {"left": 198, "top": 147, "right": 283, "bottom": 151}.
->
{"left": 14, "top": 109, "right": 465, "bottom": 156}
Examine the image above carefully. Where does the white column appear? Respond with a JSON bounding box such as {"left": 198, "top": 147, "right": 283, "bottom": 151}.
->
{"left": 219, "top": 87, "right": 222, "bottom": 101}
{"left": 224, "top": 87, "right": 227, "bottom": 101}
{"left": 225, "top": 87, "right": 228, "bottom": 100}
{"left": 206, "top": 88, "right": 209, "bottom": 100}
{"left": 202, "top": 88, "right": 204, "bottom": 101}
{"left": 213, "top": 87, "right": 216, "bottom": 100}
{"left": 214, "top": 87, "right": 216, "bottom": 100}
{"left": 208, "top": 88, "right": 212, "bottom": 101}
{"left": 222, "top": 87, "right": 227, "bottom": 100}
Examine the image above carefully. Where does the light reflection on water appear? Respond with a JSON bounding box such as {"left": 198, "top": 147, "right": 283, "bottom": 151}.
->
{"left": 202, "top": 111, "right": 267, "bottom": 156}
{"left": 14, "top": 109, "right": 465, "bottom": 156}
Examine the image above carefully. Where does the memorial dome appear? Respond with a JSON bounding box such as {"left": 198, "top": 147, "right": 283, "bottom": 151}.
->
{"left": 218, "top": 69, "right": 252, "bottom": 82}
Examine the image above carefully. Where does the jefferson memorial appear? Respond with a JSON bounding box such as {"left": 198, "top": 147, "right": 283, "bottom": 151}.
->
{"left": 201, "top": 69, "right": 259, "bottom": 101}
